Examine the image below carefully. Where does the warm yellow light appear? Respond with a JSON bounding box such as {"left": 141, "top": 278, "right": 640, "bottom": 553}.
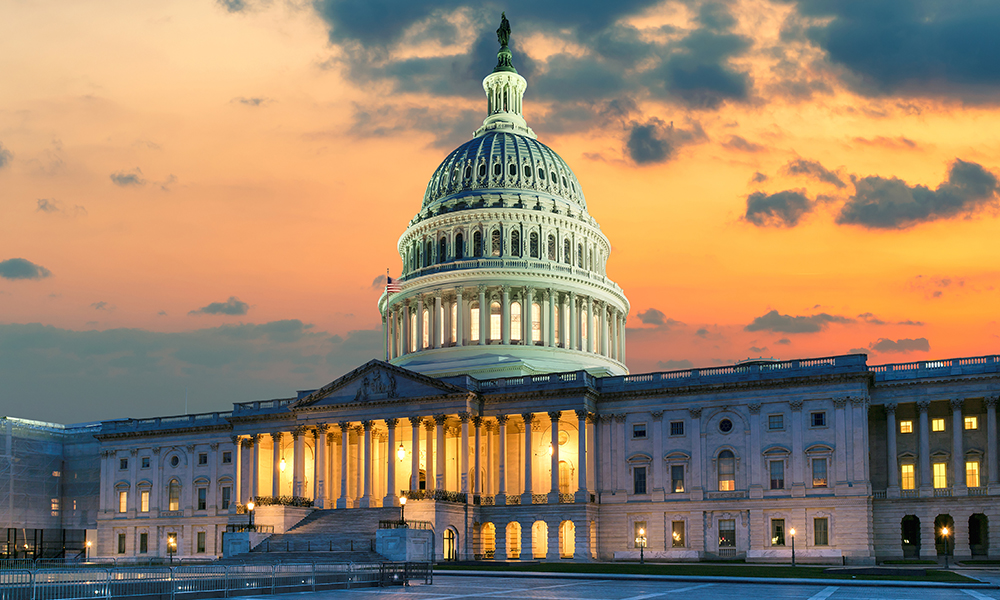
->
{"left": 639, "top": 528, "right": 645, "bottom": 536}
{"left": 246, "top": 501, "right": 254, "bottom": 511}
{"left": 790, "top": 528, "right": 796, "bottom": 537}
{"left": 86, "top": 541, "right": 92, "bottom": 548}
{"left": 942, "top": 527, "right": 949, "bottom": 536}
{"left": 280, "top": 458, "right": 286, "bottom": 472}
{"left": 399, "top": 496, "right": 407, "bottom": 506}
{"left": 397, "top": 443, "right": 406, "bottom": 461}
{"left": 548, "top": 444, "right": 554, "bottom": 456}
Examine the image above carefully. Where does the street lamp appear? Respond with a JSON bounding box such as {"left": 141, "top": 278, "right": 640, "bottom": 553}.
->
{"left": 635, "top": 528, "right": 647, "bottom": 565}
{"left": 85, "top": 540, "right": 91, "bottom": 561}
{"left": 399, "top": 495, "right": 407, "bottom": 525}
{"left": 789, "top": 528, "right": 796, "bottom": 567}
{"left": 941, "top": 526, "right": 950, "bottom": 569}
{"left": 247, "top": 501, "right": 255, "bottom": 532}
{"left": 167, "top": 535, "right": 176, "bottom": 565}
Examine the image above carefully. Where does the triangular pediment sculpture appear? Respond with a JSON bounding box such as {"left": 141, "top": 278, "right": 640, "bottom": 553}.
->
{"left": 291, "top": 359, "right": 471, "bottom": 408}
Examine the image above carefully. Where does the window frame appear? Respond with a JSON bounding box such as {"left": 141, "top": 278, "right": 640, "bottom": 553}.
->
{"left": 771, "top": 519, "right": 786, "bottom": 546}
{"left": 899, "top": 420, "right": 913, "bottom": 434}
{"left": 768, "top": 414, "right": 784, "bottom": 431}
{"left": 222, "top": 451, "right": 232, "bottom": 464}
{"left": 671, "top": 464, "right": 685, "bottom": 493}
{"left": 197, "top": 487, "right": 207, "bottom": 511}
{"left": 632, "top": 423, "right": 647, "bottom": 439}
{"left": 119, "top": 457, "right": 128, "bottom": 470}
{"left": 769, "top": 460, "right": 785, "bottom": 490}
{"left": 901, "top": 463, "right": 916, "bottom": 490}
{"left": 198, "top": 453, "right": 208, "bottom": 466}
{"left": 811, "top": 457, "right": 828, "bottom": 488}
{"left": 717, "top": 450, "right": 736, "bottom": 491}
{"left": 118, "top": 490, "right": 128, "bottom": 513}
{"left": 966, "top": 460, "right": 981, "bottom": 488}
{"left": 810, "top": 411, "right": 827, "bottom": 428}
{"left": 117, "top": 533, "right": 126, "bottom": 555}
{"left": 671, "top": 521, "right": 685, "bottom": 548}
{"left": 140, "top": 490, "right": 150, "bottom": 513}
{"left": 633, "top": 466, "right": 647, "bottom": 495}
{"left": 141, "top": 456, "right": 150, "bottom": 469}
{"left": 965, "top": 416, "right": 979, "bottom": 430}
{"left": 932, "top": 418, "right": 946, "bottom": 432}
{"left": 670, "top": 420, "right": 685, "bottom": 437}
{"left": 932, "top": 462, "right": 948, "bottom": 488}
{"left": 814, "top": 518, "right": 829, "bottom": 546}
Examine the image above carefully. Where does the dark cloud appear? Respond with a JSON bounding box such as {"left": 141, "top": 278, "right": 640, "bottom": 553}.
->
{"left": 695, "top": 328, "right": 709, "bottom": 337}
{"left": 0, "top": 142, "right": 11, "bottom": 168}
{"left": 110, "top": 168, "right": 146, "bottom": 187}
{"left": 217, "top": 0, "right": 251, "bottom": 12}
{"left": 635, "top": 308, "right": 683, "bottom": 328}
{"left": 650, "top": 28, "right": 753, "bottom": 109}
{"left": 36, "top": 198, "right": 87, "bottom": 216}
{"left": 799, "top": 0, "right": 1000, "bottom": 101}
{"left": 775, "top": 338, "right": 791, "bottom": 345}
{"left": 784, "top": 158, "right": 846, "bottom": 188}
{"left": 751, "top": 171, "right": 768, "bottom": 183}
{"left": 744, "top": 309, "right": 854, "bottom": 333}
{"left": 0, "top": 258, "right": 52, "bottom": 281}
{"left": 232, "top": 96, "right": 271, "bottom": 106}
{"left": 371, "top": 274, "right": 387, "bottom": 289}
{"left": 90, "top": 301, "right": 112, "bottom": 311}
{"left": 657, "top": 359, "right": 694, "bottom": 370}
{"left": 344, "top": 103, "right": 481, "bottom": 149}
{"left": 859, "top": 312, "right": 924, "bottom": 326}
{"left": 868, "top": 337, "right": 930, "bottom": 354}
{"left": 837, "top": 159, "right": 999, "bottom": 229}
{"left": 852, "top": 136, "right": 918, "bottom": 150}
{"left": 749, "top": 345, "right": 768, "bottom": 353}
{"left": 189, "top": 296, "right": 250, "bottom": 316}
{"left": 37, "top": 199, "right": 59, "bottom": 213}
{"left": 744, "top": 189, "right": 813, "bottom": 227}
{"left": 624, "top": 118, "right": 706, "bottom": 165}
{"left": 723, "top": 135, "right": 765, "bottom": 153}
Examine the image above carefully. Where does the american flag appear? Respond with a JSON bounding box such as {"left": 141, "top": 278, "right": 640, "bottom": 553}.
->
{"left": 386, "top": 276, "right": 402, "bottom": 294}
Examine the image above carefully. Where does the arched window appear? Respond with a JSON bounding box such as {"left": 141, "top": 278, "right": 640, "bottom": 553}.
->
{"left": 511, "top": 230, "right": 521, "bottom": 257}
{"left": 577, "top": 244, "right": 584, "bottom": 267}
{"left": 464, "top": 165, "right": 472, "bottom": 179}
{"left": 562, "top": 175, "right": 568, "bottom": 188}
{"left": 168, "top": 480, "right": 181, "bottom": 511}
{"left": 410, "top": 311, "right": 417, "bottom": 352}
{"left": 450, "top": 303, "right": 457, "bottom": 343}
{"left": 532, "top": 302, "right": 541, "bottom": 343}
{"left": 539, "top": 168, "right": 546, "bottom": 181}
{"left": 455, "top": 233, "right": 464, "bottom": 260}
{"left": 490, "top": 301, "right": 501, "bottom": 341}
{"left": 439, "top": 237, "right": 447, "bottom": 263}
{"left": 443, "top": 528, "right": 457, "bottom": 561}
{"left": 470, "top": 303, "right": 480, "bottom": 342}
{"left": 718, "top": 450, "right": 736, "bottom": 491}
{"left": 550, "top": 171, "right": 557, "bottom": 182}
{"left": 508, "top": 163, "right": 517, "bottom": 176}
{"left": 563, "top": 239, "right": 571, "bottom": 264}
{"left": 422, "top": 309, "right": 430, "bottom": 349}
{"left": 524, "top": 165, "right": 532, "bottom": 178}
{"left": 547, "top": 235, "right": 556, "bottom": 260}
{"left": 478, "top": 163, "right": 486, "bottom": 178}
{"left": 529, "top": 232, "right": 539, "bottom": 258}
{"left": 493, "top": 163, "right": 502, "bottom": 176}
{"left": 425, "top": 241, "right": 433, "bottom": 267}
{"left": 491, "top": 229, "right": 502, "bottom": 257}
{"left": 510, "top": 302, "right": 521, "bottom": 342}
{"left": 473, "top": 231, "right": 483, "bottom": 257}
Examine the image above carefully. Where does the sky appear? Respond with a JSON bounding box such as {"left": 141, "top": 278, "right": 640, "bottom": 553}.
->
{"left": 1, "top": 0, "right": 999, "bottom": 424}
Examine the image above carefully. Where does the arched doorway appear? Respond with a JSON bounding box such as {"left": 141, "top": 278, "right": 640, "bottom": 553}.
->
{"left": 934, "top": 514, "right": 955, "bottom": 557}
{"left": 559, "top": 521, "right": 575, "bottom": 558}
{"left": 506, "top": 522, "right": 521, "bottom": 559}
{"left": 970, "top": 514, "right": 989, "bottom": 556}
{"left": 443, "top": 528, "right": 457, "bottom": 561}
{"left": 901, "top": 515, "right": 920, "bottom": 558}
{"left": 532, "top": 521, "right": 548, "bottom": 559}
{"left": 480, "top": 523, "right": 496, "bottom": 560}
{"left": 418, "top": 470, "right": 427, "bottom": 490}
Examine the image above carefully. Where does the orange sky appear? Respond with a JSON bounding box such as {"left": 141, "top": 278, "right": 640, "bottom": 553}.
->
{"left": 1, "top": 0, "right": 998, "bottom": 422}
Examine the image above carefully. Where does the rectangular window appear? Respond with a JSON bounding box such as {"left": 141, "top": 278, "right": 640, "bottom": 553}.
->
{"left": 197, "top": 532, "right": 206, "bottom": 554}
{"left": 768, "top": 414, "right": 784, "bottom": 430}
{"left": 810, "top": 411, "right": 827, "bottom": 427}
{"left": 118, "top": 491, "right": 127, "bottom": 513}
{"left": 671, "top": 465, "right": 685, "bottom": 493}
{"left": 769, "top": 460, "right": 784, "bottom": 490}
{"left": 933, "top": 463, "right": 947, "bottom": 488}
{"left": 197, "top": 488, "right": 207, "bottom": 510}
{"left": 141, "top": 456, "right": 150, "bottom": 469}
{"left": 139, "top": 533, "right": 148, "bottom": 554}
{"left": 633, "top": 467, "right": 647, "bottom": 495}
{"left": 118, "top": 533, "right": 126, "bottom": 554}
{"left": 470, "top": 306, "right": 480, "bottom": 342}
{"left": 632, "top": 423, "right": 647, "bottom": 439}
{"left": 672, "top": 521, "right": 685, "bottom": 548}
{"left": 169, "top": 484, "right": 180, "bottom": 511}
{"left": 967, "top": 461, "right": 981, "bottom": 488}
{"left": 901, "top": 464, "right": 915, "bottom": 490}
{"left": 932, "top": 418, "right": 945, "bottom": 432}
{"left": 965, "top": 416, "right": 978, "bottom": 430}
{"left": 634, "top": 521, "right": 647, "bottom": 548}
{"left": 814, "top": 518, "right": 829, "bottom": 546}
{"left": 198, "top": 453, "right": 208, "bottom": 465}
{"left": 221, "top": 486, "right": 231, "bottom": 509}
{"left": 670, "top": 421, "right": 684, "bottom": 436}
{"left": 771, "top": 519, "right": 786, "bottom": 546}
{"left": 140, "top": 490, "right": 149, "bottom": 513}
{"left": 719, "top": 519, "right": 736, "bottom": 548}
{"left": 812, "top": 458, "right": 828, "bottom": 488}
{"left": 900, "top": 420, "right": 913, "bottom": 434}
{"left": 451, "top": 303, "right": 458, "bottom": 343}
{"left": 222, "top": 451, "right": 232, "bottom": 464}
{"left": 119, "top": 457, "right": 128, "bottom": 470}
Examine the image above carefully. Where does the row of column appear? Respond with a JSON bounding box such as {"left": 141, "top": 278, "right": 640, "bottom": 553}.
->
{"left": 384, "top": 286, "right": 625, "bottom": 363}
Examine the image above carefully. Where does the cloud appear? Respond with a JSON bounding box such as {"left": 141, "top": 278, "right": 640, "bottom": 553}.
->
{"left": 657, "top": 359, "right": 694, "bottom": 370}
{"left": 744, "top": 189, "right": 813, "bottom": 227}
{"left": 0, "top": 142, "right": 11, "bottom": 168}
{"left": 160, "top": 174, "right": 177, "bottom": 192}
{"left": 36, "top": 199, "right": 59, "bottom": 213}
{"left": 189, "top": 296, "right": 250, "bottom": 316}
{"left": 749, "top": 345, "right": 768, "bottom": 353}
{"left": 91, "top": 301, "right": 115, "bottom": 311}
{"left": 868, "top": 337, "right": 930, "bottom": 354}
{"left": 635, "top": 308, "right": 683, "bottom": 328}
{"left": 36, "top": 198, "right": 87, "bottom": 217}
{"left": 110, "top": 168, "right": 146, "bottom": 187}
{"left": 775, "top": 338, "right": 791, "bottom": 345}
{"left": 371, "top": 274, "right": 387, "bottom": 289}
{"left": 784, "top": 158, "right": 846, "bottom": 189}
{"left": 837, "top": 159, "right": 999, "bottom": 229}
{"left": 751, "top": 171, "right": 768, "bottom": 183}
{"left": 723, "top": 135, "right": 765, "bottom": 153}
{"left": 744, "top": 309, "right": 854, "bottom": 333}
{"left": 232, "top": 96, "right": 271, "bottom": 106}
{"left": 852, "top": 136, "right": 918, "bottom": 150}
{"left": 859, "top": 312, "right": 924, "bottom": 326}
{"left": 695, "top": 328, "right": 709, "bottom": 338}
{"left": 624, "top": 118, "right": 706, "bottom": 165}
{"left": 0, "top": 258, "right": 52, "bottom": 281}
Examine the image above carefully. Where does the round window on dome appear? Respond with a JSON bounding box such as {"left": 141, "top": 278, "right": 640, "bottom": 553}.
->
{"left": 509, "top": 163, "right": 517, "bottom": 176}
{"left": 524, "top": 165, "right": 532, "bottom": 178}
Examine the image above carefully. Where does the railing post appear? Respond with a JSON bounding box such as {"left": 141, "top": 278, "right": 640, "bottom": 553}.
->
{"left": 106, "top": 568, "right": 112, "bottom": 600}
{"left": 271, "top": 564, "right": 276, "bottom": 595}
{"left": 170, "top": 567, "right": 176, "bottom": 600}
{"left": 224, "top": 565, "right": 229, "bottom": 598}
{"left": 312, "top": 562, "right": 316, "bottom": 592}
{"left": 30, "top": 569, "right": 36, "bottom": 600}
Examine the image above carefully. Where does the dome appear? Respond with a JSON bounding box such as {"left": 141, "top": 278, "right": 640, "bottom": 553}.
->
{"left": 422, "top": 131, "right": 587, "bottom": 211}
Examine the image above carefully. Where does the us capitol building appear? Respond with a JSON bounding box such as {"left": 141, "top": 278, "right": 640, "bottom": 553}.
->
{"left": 3, "top": 18, "right": 999, "bottom": 565}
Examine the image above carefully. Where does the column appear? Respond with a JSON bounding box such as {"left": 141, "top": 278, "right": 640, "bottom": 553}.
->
{"left": 575, "top": 410, "right": 588, "bottom": 502}
{"left": 402, "top": 302, "right": 411, "bottom": 355}
{"left": 425, "top": 420, "right": 436, "bottom": 490}
{"left": 547, "top": 290, "right": 556, "bottom": 347}
{"left": 620, "top": 314, "right": 627, "bottom": 363}
{"left": 292, "top": 427, "right": 305, "bottom": 498}
{"left": 409, "top": 417, "right": 421, "bottom": 491}
{"left": 521, "top": 520, "right": 534, "bottom": 560}
{"left": 885, "top": 403, "right": 900, "bottom": 497}
{"left": 314, "top": 425, "right": 327, "bottom": 507}
{"left": 790, "top": 400, "right": 805, "bottom": 496}
{"left": 521, "top": 413, "right": 534, "bottom": 504}
{"left": 547, "top": 519, "right": 559, "bottom": 560}
{"left": 360, "top": 421, "right": 373, "bottom": 507}
{"left": 852, "top": 396, "right": 870, "bottom": 484}
{"left": 327, "top": 432, "right": 337, "bottom": 504}
{"left": 834, "top": 398, "right": 849, "bottom": 488}
{"left": 952, "top": 399, "right": 967, "bottom": 494}
{"left": 99, "top": 452, "right": 108, "bottom": 513}
{"left": 208, "top": 443, "right": 219, "bottom": 511}
{"left": 456, "top": 287, "right": 465, "bottom": 347}
{"left": 747, "top": 404, "right": 762, "bottom": 497}
{"left": 501, "top": 285, "right": 511, "bottom": 344}
{"left": 569, "top": 292, "right": 578, "bottom": 350}
{"left": 416, "top": 296, "right": 425, "bottom": 350}
{"left": 433, "top": 293, "right": 443, "bottom": 349}
{"left": 354, "top": 426, "right": 363, "bottom": 502}
{"left": 384, "top": 419, "right": 398, "bottom": 505}
{"left": 271, "top": 432, "right": 282, "bottom": 497}
{"left": 250, "top": 435, "right": 260, "bottom": 500}
{"left": 337, "top": 423, "right": 350, "bottom": 508}
{"left": 586, "top": 296, "right": 595, "bottom": 353}
{"left": 524, "top": 287, "right": 534, "bottom": 344}
{"left": 494, "top": 521, "right": 508, "bottom": 561}
{"left": 231, "top": 437, "right": 242, "bottom": 507}
{"left": 435, "top": 415, "right": 447, "bottom": 490}
{"left": 473, "top": 417, "right": 483, "bottom": 497}
{"left": 459, "top": 413, "right": 471, "bottom": 494}
{"left": 478, "top": 286, "right": 487, "bottom": 345}
{"left": 988, "top": 397, "right": 999, "bottom": 488}
{"left": 150, "top": 448, "right": 161, "bottom": 512}
{"left": 185, "top": 444, "right": 195, "bottom": 511}
{"left": 917, "top": 400, "right": 932, "bottom": 496}
{"left": 548, "top": 412, "right": 561, "bottom": 503}
{"left": 574, "top": 518, "right": 592, "bottom": 560}
{"left": 689, "top": 408, "right": 703, "bottom": 497}
{"left": 600, "top": 304, "right": 609, "bottom": 356}
{"left": 128, "top": 449, "right": 137, "bottom": 512}
{"left": 651, "top": 411, "right": 664, "bottom": 497}
{"left": 609, "top": 309, "right": 617, "bottom": 360}
{"left": 614, "top": 415, "right": 627, "bottom": 494}
{"left": 497, "top": 415, "right": 508, "bottom": 504}
{"left": 388, "top": 308, "right": 396, "bottom": 359}
{"left": 484, "top": 420, "right": 492, "bottom": 496}
{"left": 586, "top": 415, "right": 596, "bottom": 494}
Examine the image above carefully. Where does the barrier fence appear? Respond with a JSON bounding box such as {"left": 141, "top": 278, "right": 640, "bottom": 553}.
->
{"left": 0, "top": 561, "right": 432, "bottom": 600}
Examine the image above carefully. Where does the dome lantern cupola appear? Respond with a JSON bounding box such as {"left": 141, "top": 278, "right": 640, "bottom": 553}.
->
{"left": 474, "top": 12, "right": 535, "bottom": 140}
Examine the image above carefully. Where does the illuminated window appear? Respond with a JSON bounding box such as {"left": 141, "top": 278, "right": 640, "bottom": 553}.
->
{"left": 932, "top": 418, "right": 945, "bottom": 432}
{"left": 470, "top": 305, "right": 480, "bottom": 342}
{"left": 672, "top": 521, "right": 685, "bottom": 548}
{"left": 718, "top": 450, "right": 736, "bottom": 491}
{"left": 933, "top": 463, "right": 947, "bottom": 488}
{"left": 422, "top": 309, "right": 429, "bottom": 348}
{"left": 719, "top": 519, "right": 736, "bottom": 548}
{"left": 119, "top": 491, "right": 127, "bottom": 513}
{"left": 812, "top": 458, "right": 828, "bottom": 488}
{"left": 490, "top": 302, "right": 501, "bottom": 341}
{"left": 814, "top": 518, "right": 829, "bottom": 546}
{"left": 450, "top": 303, "right": 457, "bottom": 343}
{"left": 510, "top": 302, "right": 521, "bottom": 342}
{"left": 965, "top": 416, "right": 978, "bottom": 430}
{"left": 531, "top": 302, "right": 541, "bottom": 342}
{"left": 901, "top": 464, "right": 915, "bottom": 490}
{"left": 769, "top": 460, "right": 784, "bottom": 490}
{"left": 671, "top": 465, "right": 685, "bottom": 493}
{"left": 140, "top": 491, "right": 149, "bottom": 513}
{"left": 168, "top": 481, "right": 181, "bottom": 511}
{"left": 633, "top": 521, "right": 647, "bottom": 548}
{"left": 771, "top": 519, "right": 786, "bottom": 546}
{"left": 967, "top": 461, "right": 981, "bottom": 488}
{"left": 900, "top": 420, "right": 913, "bottom": 434}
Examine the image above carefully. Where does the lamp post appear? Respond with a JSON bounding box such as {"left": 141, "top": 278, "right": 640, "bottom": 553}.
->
{"left": 941, "top": 526, "right": 950, "bottom": 569}
{"left": 635, "top": 528, "right": 647, "bottom": 565}
{"left": 85, "top": 540, "right": 91, "bottom": 562}
{"left": 399, "top": 495, "right": 407, "bottom": 526}
{"left": 789, "top": 528, "right": 796, "bottom": 567}
{"left": 168, "top": 535, "right": 176, "bottom": 565}
{"left": 247, "top": 501, "right": 255, "bottom": 532}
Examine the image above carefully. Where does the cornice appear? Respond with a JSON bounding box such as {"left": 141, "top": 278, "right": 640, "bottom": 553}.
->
{"left": 873, "top": 373, "right": 1000, "bottom": 390}
{"left": 596, "top": 372, "right": 871, "bottom": 403}
{"left": 95, "top": 423, "right": 233, "bottom": 441}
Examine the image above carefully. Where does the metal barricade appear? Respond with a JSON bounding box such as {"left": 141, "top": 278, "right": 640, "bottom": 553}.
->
{"left": 172, "top": 565, "right": 230, "bottom": 598}
{"left": 313, "top": 562, "right": 352, "bottom": 590}
{"left": 0, "top": 569, "right": 32, "bottom": 600}
{"left": 31, "top": 568, "right": 109, "bottom": 600}
{"left": 226, "top": 564, "right": 274, "bottom": 596}
{"left": 272, "top": 563, "right": 314, "bottom": 594}
{"left": 107, "top": 566, "right": 172, "bottom": 598}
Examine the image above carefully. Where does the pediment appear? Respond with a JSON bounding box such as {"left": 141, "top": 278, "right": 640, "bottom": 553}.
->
{"left": 291, "top": 360, "right": 471, "bottom": 409}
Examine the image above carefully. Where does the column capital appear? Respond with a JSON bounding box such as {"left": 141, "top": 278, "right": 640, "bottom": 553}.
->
{"left": 408, "top": 416, "right": 423, "bottom": 427}
{"left": 949, "top": 398, "right": 965, "bottom": 411}
{"left": 789, "top": 399, "right": 804, "bottom": 411}
{"left": 458, "top": 412, "right": 471, "bottom": 423}
{"left": 338, "top": 421, "right": 351, "bottom": 432}
{"left": 230, "top": 435, "right": 241, "bottom": 446}
{"left": 521, "top": 412, "right": 534, "bottom": 424}
{"left": 424, "top": 419, "right": 436, "bottom": 431}
{"left": 241, "top": 438, "right": 254, "bottom": 449}
{"left": 613, "top": 413, "right": 626, "bottom": 423}
{"left": 651, "top": 410, "right": 664, "bottom": 421}
{"left": 314, "top": 423, "right": 328, "bottom": 435}
{"left": 483, "top": 420, "right": 495, "bottom": 432}
{"left": 186, "top": 444, "right": 196, "bottom": 453}
{"left": 850, "top": 396, "right": 869, "bottom": 407}
{"left": 152, "top": 447, "right": 161, "bottom": 455}
{"left": 353, "top": 425, "right": 364, "bottom": 435}
{"left": 291, "top": 425, "right": 308, "bottom": 439}
{"left": 688, "top": 407, "right": 702, "bottom": 418}
{"left": 833, "top": 396, "right": 849, "bottom": 408}
{"left": 472, "top": 415, "right": 483, "bottom": 427}
{"left": 916, "top": 400, "right": 931, "bottom": 413}
{"left": 986, "top": 396, "right": 999, "bottom": 409}
{"left": 455, "top": 285, "right": 464, "bottom": 294}
{"left": 271, "top": 432, "right": 283, "bottom": 443}
{"left": 434, "top": 414, "right": 448, "bottom": 426}
{"left": 748, "top": 402, "right": 761, "bottom": 415}
{"left": 385, "top": 418, "right": 398, "bottom": 429}
{"left": 130, "top": 448, "right": 139, "bottom": 456}
{"left": 548, "top": 411, "right": 561, "bottom": 422}
{"left": 574, "top": 409, "right": 589, "bottom": 421}
{"left": 209, "top": 443, "right": 219, "bottom": 451}
{"left": 884, "top": 402, "right": 897, "bottom": 415}
{"left": 327, "top": 432, "right": 337, "bottom": 444}
{"left": 496, "top": 414, "right": 509, "bottom": 425}
{"left": 361, "top": 420, "right": 374, "bottom": 431}
{"left": 477, "top": 284, "right": 488, "bottom": 294}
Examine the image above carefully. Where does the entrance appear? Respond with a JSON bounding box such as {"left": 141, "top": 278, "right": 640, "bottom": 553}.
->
{"left": 901, "top": 515, "right": 920, "bottom": 558}
{"left": 970, "top": 514, "right": 989, "bottom": 556}
{"left": 443, "top": 528, "right": 457, "bottom": 561}
{"left": 934, "top": 514, "right": 954, "bottom": 557}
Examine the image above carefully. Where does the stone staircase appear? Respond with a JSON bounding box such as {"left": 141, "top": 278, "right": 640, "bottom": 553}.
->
{"left": 244, "top": 507, "right": 401, "bottom": 562}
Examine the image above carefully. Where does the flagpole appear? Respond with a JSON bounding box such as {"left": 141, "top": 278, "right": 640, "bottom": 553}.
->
{"left": 382, "top": 268, "right": 389, "bottom": 361}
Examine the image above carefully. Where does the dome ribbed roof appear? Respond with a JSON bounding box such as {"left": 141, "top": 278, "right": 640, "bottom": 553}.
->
{"left": 422, "top": 132, "right": 586, "bottom": 210}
